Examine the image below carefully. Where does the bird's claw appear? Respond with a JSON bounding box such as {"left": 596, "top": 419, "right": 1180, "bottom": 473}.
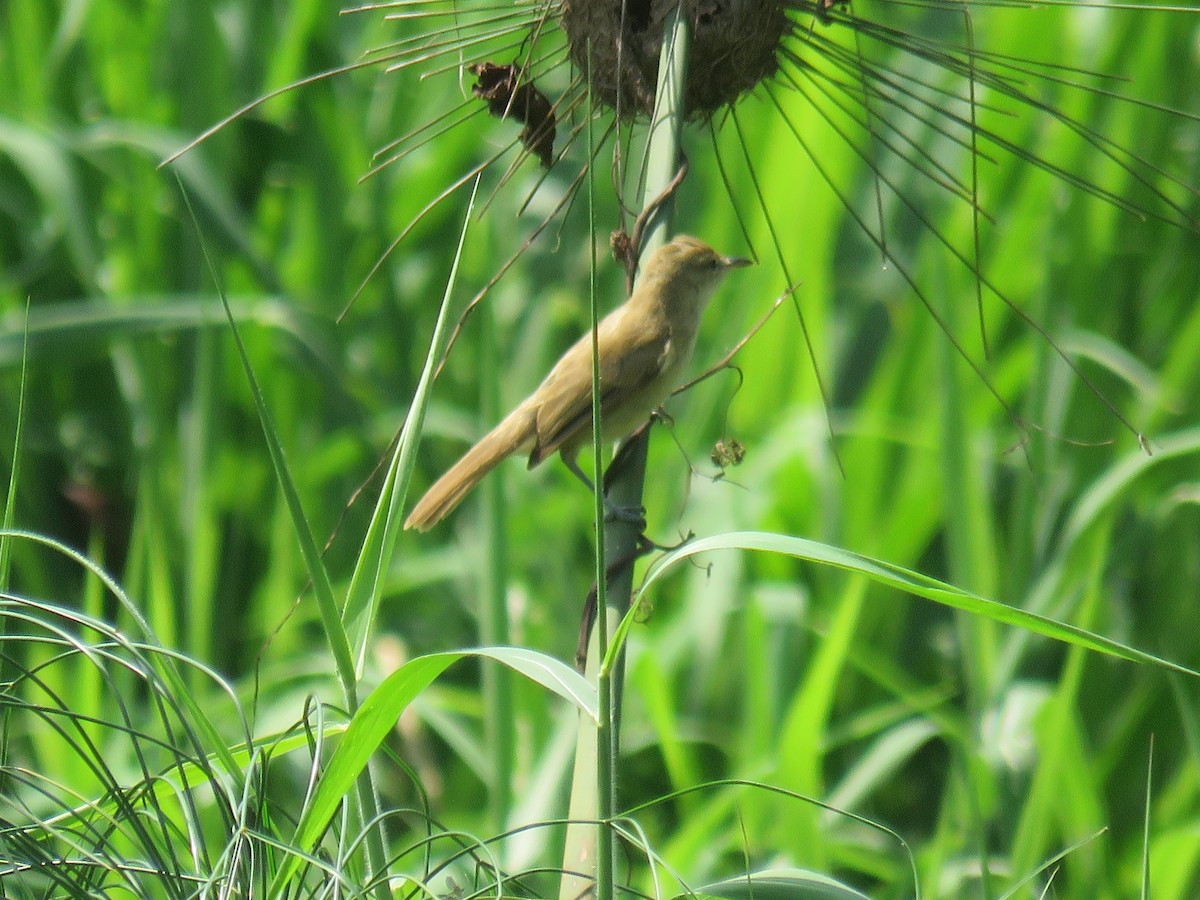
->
{"left": 603, "top": 500, "right": 647, "bottom": 530}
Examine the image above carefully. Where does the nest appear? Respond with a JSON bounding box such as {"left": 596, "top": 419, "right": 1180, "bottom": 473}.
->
{"left": 558, "top": 0, "right": 791, "bottom": 119}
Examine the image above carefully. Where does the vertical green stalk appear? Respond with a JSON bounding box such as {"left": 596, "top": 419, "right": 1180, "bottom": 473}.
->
{"left": 182, "top": 326, "right": 217, "bottom": 683}
{"left": 560, "top": 7, "right": 691, "bottom": 900}
{"left": 933, "top": 260, "right": 996, "bottom": 703}
{"left": 0, "top": 305, "right": 28, "bottom": 579}
{"left": 588, "top": 56, "right": 615, "bottom": 900}
{"left": 0, "top": 307, "right": 29, "bottom": 798}
{"left": 933, "top": 258, "right": 996, "bottom": 899}
{"left": 481, "top": 246, "right": 514, "bottom": 835}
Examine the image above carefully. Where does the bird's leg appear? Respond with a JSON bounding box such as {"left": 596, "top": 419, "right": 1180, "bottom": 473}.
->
{"left": 562, "top": 454, "right": 647, "bottom": 528}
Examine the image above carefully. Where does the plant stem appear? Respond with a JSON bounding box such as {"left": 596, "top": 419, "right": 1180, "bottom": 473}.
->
{"left": 481, "top": 261, "right": 514, "bottom": 836}
{"left": 560, "top": 6, "right": 692, "bottom": 900}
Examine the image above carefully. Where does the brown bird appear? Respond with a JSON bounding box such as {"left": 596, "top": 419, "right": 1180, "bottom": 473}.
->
{"left": 404, "top": 235, "right": 751, "bottom": 531}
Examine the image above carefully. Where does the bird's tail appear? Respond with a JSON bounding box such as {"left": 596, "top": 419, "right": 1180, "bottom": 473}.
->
{"left": 404, "top": 403, "right": 537, "bottom": 531}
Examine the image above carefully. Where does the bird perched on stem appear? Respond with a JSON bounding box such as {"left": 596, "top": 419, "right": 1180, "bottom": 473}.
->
{"left": 404, "top": 234, "right": 751, "bottom": 531}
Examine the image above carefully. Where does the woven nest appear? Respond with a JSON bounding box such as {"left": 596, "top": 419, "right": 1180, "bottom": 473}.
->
{"left": 558, "top": 0, "right": 791, "bottom": 119}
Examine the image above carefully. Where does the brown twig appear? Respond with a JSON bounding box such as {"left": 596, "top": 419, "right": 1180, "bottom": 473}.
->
{"left": 613, "top": 157, "right": 691, "bottom": 292}
{"left": 671, "top": 282, "right": 793, "bottom": 397}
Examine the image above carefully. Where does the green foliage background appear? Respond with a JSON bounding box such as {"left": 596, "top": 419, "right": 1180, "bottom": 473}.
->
{"left": 1, "top": 1, "right": 1198, "bottom": 897}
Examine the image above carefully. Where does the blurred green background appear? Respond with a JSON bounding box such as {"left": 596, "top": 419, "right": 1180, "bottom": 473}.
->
{"left": 2, "top": 1, "right": 1199, "bottom": 897}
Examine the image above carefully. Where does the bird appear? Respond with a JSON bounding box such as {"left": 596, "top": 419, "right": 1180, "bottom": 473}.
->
{"left": 404, "top": 234, "right": 751, "bottom": 531}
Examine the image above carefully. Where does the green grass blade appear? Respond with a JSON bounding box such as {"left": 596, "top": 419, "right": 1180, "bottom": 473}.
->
{"left": 0, "top": 302, "right": 29, "bottom": 584}
{"left": 636, "top": 532, "right": 1200, "bottom": 678}
{"left": 690, "top": 868, "right": 873, "bottom": 900}
{"left": 342, "top": 175, "right": 481, "bottom": 666}
{"left": 175, "top": 178, "right": 357, "bottom": 702}
{"left": 270, "top": 647, "right": 595, "bottom": 896}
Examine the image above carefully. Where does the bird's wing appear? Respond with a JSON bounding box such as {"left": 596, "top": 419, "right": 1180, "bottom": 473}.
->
{"left": 528, "top": 315, "right": 670, "bottom": 467}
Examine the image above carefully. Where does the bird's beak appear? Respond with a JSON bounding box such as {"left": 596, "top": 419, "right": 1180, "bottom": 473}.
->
{"left": 722, "top": 255, "right": 754, "bottom": 269}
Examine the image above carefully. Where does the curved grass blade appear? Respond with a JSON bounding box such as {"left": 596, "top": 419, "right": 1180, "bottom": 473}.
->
{"left": 269, "top": 646, "right": 596, "bottom": 896}
{"left": 689, "top": 867, "right": 873, "bottom": 900}
{"left": 619, "top": 531, "right": 1200, "bottom": 678}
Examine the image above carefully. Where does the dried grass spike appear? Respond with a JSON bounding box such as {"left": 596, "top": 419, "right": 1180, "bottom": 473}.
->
{"left": 470, "top": 61, "right": 558, "bottom": 168}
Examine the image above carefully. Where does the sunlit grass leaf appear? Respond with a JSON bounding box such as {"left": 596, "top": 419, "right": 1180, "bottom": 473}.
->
{"left": 1, "top": 530, "right": 246, "bottom": 778}
{"left": 176, "top": 180, "right": 358, "bottom": 701}
{"left": 0, "top": 583, "right": 256, "bottom": 893}
{"left": 0, "top": 295, "right": 330, "bottom": 367}
{"left": 0, "top": 304, "right": 29, "bottom": 582}
{"left": 342, "top": 177, "right": 479, "bottom": 667}
{"left": 630, "top": 531, "right": 1200, "bottom": 678}
{"left": 80, "top": 120, "right": 269, "bottom": 280}
{"left": 0, "top": 119, "right": 99, "bottom": 287}
{"left": 1060, "top": 426, "right": 1200, "bottom": 550}
{"left": 271, "top": 646, "right": 596, "bottom": 895}
{"left": 688, "top": 867, "right": 873, "bottom": 900}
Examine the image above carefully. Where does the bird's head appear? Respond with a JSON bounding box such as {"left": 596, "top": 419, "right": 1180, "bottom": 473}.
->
{"left": 640, "top": 234, "right": 752, "bottom": 316}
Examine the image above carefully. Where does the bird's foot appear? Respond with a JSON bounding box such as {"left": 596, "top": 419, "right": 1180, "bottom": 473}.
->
{"left": 649, "top": 406, "right": 674, "bottom": 428}
{"left": 602, "top": 498, "right": 647, "bottom": 531}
